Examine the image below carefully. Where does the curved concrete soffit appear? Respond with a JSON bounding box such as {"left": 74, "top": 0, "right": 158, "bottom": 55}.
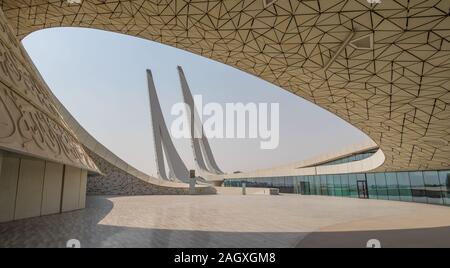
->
{"left": 4, "top": 0, "right": 448, "bottom": 171}
{"left": 6, "top": 1, "right": 449, "bottom": 173}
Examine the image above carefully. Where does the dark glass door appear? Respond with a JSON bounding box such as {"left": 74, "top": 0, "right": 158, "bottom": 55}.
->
{"left": 299, "top": 181, "right": 310, "bottom": 195}
{"left": 357, "top": 180, "right": 369, "bottom": 199}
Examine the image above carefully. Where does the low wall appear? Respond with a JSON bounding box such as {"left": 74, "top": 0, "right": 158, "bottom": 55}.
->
{"left": 86, "top": 148, "right": 216, "bottom": 196}
{"left": 215, "top": 187, "right": 279, "bottom": 196}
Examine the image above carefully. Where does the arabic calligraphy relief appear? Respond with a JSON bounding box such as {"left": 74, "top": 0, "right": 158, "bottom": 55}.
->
{"left": 0, "top": 9, "right": 97, "bottom": 172}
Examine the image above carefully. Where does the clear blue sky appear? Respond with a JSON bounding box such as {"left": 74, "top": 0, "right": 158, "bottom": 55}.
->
{"left": 22, "top": 27, "right": 370, "bottom": 176}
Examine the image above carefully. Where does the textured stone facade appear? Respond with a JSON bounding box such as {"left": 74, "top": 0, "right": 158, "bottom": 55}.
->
{"left": 86, "top": 148, "right": 216, "bottom": 196}
{"left": 0, "top": 8, "right": 97, "bottom": 172}
{"left": 1, "top": 0, "right": 449, "bottom": 171}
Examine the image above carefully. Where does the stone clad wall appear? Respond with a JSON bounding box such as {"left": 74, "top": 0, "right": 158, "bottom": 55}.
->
{"left": 86, "top": 148, "right": 216, "bottom": 196}
{"left": 0, "top": 6, "right": 97, "bottom": 223}
{"left": 0, "top": 8, "right": 98, "bottom": 172}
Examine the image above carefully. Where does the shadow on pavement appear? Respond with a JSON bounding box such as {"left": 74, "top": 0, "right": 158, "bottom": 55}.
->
{"left": 1, "top": 196, "right": 450, "bottom": 248}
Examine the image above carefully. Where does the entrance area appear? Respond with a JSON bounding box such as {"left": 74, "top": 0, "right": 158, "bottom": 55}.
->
{"left": 299, "top": 181, "right": 310, "bottom": 195}
{"left": 357, "top": 180, "right": 369, "bottom": 199}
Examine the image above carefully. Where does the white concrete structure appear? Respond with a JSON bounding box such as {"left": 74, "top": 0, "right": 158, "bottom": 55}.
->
{"left": 177, "top": 66, "right": 224, "bottom": 176}
{"left": 147, "top": 69, "right": 190, "bottom": 183}
{"left": 220, "top": 141, "right": 383, "bottom": 180}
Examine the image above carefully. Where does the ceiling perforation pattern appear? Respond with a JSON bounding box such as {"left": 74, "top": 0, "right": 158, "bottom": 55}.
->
{"left": 0, "top": 0, "right": 448, "bottom": 171}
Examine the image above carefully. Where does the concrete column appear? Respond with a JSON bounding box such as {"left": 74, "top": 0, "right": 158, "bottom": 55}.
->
{"left": 0, "top": 153, "right": 20, "bottom": 222}
{"left": 14, "top": 158, "right": 45, "bottom": 220}
{"left": 0, "top": 154, "right": 20, "bottom": 222}
{"left": 41, "top": 162, "right": 64, "bottom": 216}
{"left": 79, "top": 170, "right": 87, "bottom": 209}
{"left": 0, "top": 151, "right": 3, "bottom": 175}
{"left": 61, "top": 166, "right": 82, "bottom": 212}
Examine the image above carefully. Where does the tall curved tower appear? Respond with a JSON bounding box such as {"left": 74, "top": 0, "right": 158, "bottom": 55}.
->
{"left": 147, "top": 69, "right": 190, "bottom": 182}
{"left": 177, "top": 66, "right": 224, "bottom": 176}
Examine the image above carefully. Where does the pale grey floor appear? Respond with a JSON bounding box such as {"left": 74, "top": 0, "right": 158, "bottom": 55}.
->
{"left": 1, "top": 194, "right": 450, "bottom": 248}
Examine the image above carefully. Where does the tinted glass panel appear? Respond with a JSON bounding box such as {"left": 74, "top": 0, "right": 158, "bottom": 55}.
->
{"left": 320, "top": 176, "right": 328, "bottom": 195}
{"left": 385, "top": 172, "right": 400, "bottom": 201}
{"left": 318, "top": 151, "right": 376, "bottom": 166}
{"left": 293, "top": 177, "right": 300, "bottom": 194}
{"left": 340, "top": 175, "right": 350, "bottom": 197}
{"left": 439, "top": 171, "right": 450, "bottom": 205}
{"left": 316, "top": 176, "right": 322, "bottom": 195}
{"left": 375, "top": 173, "right": 388, "bottom": 200}
{"left": 326, "top": 175, "right": 334, "bottom": 196}
{"left": 349, "top": 174, "right": 358, "bottom": 198}
{"left": 298, "top": 176, "right": 305, "bottom": 194}
{"left": 397, "top": 172, "right": 412, "bottom": 202}
{"left": 366, "top": 174, "right": 377, "bottom": 199}
{"left": 333, "top": 175, "right": 342, "bottom": 196}
{"left": 423, "top": 171, "right": 443, "bottom": 205}
{"left": 410, "top": 172, "right": 427, "bottom": 203}
{"left": 309, "top": 176, "right": 316, "bottom": 195}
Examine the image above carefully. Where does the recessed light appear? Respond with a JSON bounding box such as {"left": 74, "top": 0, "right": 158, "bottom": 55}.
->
{"left": 67, "top": 0, "right": 82, "bottom": 4}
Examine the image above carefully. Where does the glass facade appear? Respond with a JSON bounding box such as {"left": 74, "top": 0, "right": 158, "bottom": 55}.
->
{"left": 224, "top": 170, "right": 450, "bottom": 206}
{"left": 315, "top": 151, "right": 376, "bottom": 166}
{"left": 224, "top": 176, "right": 295, "bottom": 193}
{"left": 224, "top": 150, "right": 450, "bottom": 206}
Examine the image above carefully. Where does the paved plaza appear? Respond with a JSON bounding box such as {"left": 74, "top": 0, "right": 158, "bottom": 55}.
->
{"left": 1, "top": 194, "right": 450, "bottom": 248}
